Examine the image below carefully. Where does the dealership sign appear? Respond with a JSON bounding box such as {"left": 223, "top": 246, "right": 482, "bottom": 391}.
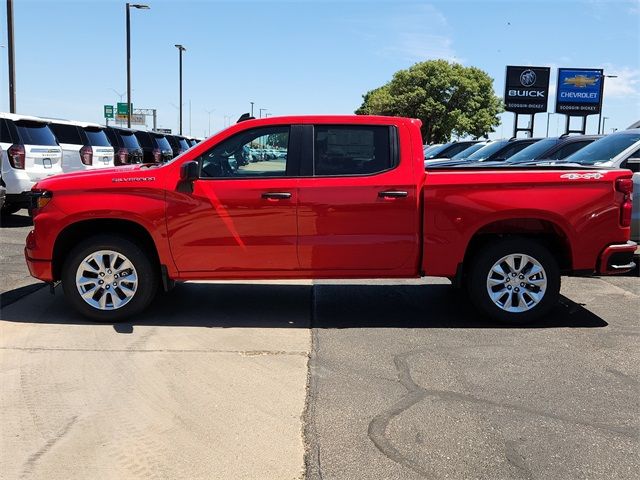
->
{"left": 555, "top": 68, "right": 603, "bottom": 115}
{"left": 504, "top": 66, "right": 551, "bottom": 114}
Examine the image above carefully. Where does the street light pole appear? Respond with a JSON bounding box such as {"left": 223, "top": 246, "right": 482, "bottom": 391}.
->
{"left": 126, "top": 3, "right": 149, "bottom": 128}
{"left": 250, "top": 102, "right": 254, "bottom": 117}
{"left": 259, "top": 108, "right": 266, "bottom": 118}
{"left": 602, "top": 117, "right": 609, "bottom": 135}
{"left": 205, "top": 108, "right": 215, "bottom": 136}
{"left": 6, "top": 0, "right": 16, "bottom": 112}
{"left": 598, "top": 74, "right": 617, "bottom": 135}
{"left": 175, "top": 44, "right": 186, "bottom": 135}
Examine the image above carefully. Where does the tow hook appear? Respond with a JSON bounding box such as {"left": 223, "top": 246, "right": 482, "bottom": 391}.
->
{"left": 49, "top": 280, "right": 60, "bottom": 295}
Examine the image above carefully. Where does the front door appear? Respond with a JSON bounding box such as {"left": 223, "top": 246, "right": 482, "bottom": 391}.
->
{"left": 167, "top": 125, "right": 301, "bottom": 273}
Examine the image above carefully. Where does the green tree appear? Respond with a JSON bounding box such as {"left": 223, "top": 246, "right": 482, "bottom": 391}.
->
{"left": 355, "top": 60, "right": 503, "bottom": 143}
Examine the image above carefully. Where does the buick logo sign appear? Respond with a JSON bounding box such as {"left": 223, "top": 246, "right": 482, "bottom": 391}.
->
{"left": 520, "top": 69, "right": 537, "bottom": 87}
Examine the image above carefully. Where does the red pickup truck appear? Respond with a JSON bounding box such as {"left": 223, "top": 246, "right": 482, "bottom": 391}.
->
{"left": 25, "top": 115, "right": 635, "bottom": 323}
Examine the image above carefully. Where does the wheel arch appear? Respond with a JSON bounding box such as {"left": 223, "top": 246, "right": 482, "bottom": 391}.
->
{"left": 52, "top": 218, "right": 161, "bottom": 281}
{"left": 462, "top": 218, "right": 573, "bottom": 274}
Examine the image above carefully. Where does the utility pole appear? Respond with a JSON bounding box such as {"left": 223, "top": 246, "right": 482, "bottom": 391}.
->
{"left": 6, "top": 0, "right": 16, "bottom": 112}
{"left": 175, "top": 44, "right": 186, "bottom": 134}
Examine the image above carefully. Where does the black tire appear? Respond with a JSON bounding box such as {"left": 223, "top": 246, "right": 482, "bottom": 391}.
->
{"left": 466, "top": 237, "right": 560, "bottom": 325}
{"left": 61, "top": 234, "right": 159, "bottom": 322}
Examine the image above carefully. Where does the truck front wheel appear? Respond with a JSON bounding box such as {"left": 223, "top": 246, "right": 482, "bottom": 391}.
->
{"left": 467, "top": 237, "right": 560, "bottom": 324}
{"left": 61, "top": 235, "right": 159, "bottom": 322}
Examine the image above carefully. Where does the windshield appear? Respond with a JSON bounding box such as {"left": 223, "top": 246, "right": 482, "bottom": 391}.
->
{"left": 178, "top": 138, "right": 190, "bottom": 150}
{"left": 16, "top": 121, "right": 58, "bottom": 146}
{"left": 423, "top": 144, "right": 441, "bottom": 157}
{"left": 563, "top": 133, "right": 640, "bottom": 165}
{"left": 451, "top": 143, "right": 486, "bottom": 160}
{"left": 424, "top": 143, "right": 452, "bottom": 159}
{"left": 119, "top": 132, "right": 141, "bottom": 149}
{"left": 84, "top": 128, "right": 111, "bottom": 147}
{"left": 465, "top": 140, "right": 508, "bottom": 161}
{"left": 507, "top": 138, "right": 558, "bottom": 163}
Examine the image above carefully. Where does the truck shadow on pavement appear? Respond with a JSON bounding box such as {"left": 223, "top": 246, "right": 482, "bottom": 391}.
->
{"left": 2, "top": 282, "right": 607, "bottom": 330}
{"left": 0, "top": 212, "right": 33, "bottom": 228}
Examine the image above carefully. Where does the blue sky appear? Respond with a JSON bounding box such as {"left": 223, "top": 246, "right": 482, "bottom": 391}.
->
{"left": 0, "top": 0, "right": 638, "bottom": 139}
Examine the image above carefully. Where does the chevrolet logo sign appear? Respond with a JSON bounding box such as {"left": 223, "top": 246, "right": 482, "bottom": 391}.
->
{"left": 563, "top": 75, "right": 599, "bottom": 88}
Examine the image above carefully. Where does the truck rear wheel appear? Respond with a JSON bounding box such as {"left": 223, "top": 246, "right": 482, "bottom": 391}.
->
{"left": 61, "top": 235, "right": 158, "bottom": 322}
{"left": 467, "top": 237, "right": 560, "bottom": 324}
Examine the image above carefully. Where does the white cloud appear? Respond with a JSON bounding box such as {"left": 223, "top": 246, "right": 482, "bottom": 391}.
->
{"left": 382, "top": 32, "right": 459, "bottom": 63}
{"left": 602, "top": 66, "right": 640, "bottom": 97}
{"left": 368, "top": 3, "right": 460, "bottom": 63}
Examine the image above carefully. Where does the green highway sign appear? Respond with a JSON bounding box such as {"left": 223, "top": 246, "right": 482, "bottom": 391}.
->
{"left": 117, "top": 102, "right": 131, "bottom": 115}
{"left": 104, "top": 105, "right": 114, "bottom": 119}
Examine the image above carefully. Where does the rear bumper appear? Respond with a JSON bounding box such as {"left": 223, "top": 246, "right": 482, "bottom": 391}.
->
{"left": 597, "top": 241, "right": 637, "bottom": 275}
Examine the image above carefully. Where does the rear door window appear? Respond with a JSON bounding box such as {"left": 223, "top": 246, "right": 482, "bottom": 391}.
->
{"left": 0, "top": 119, "right": 16, "bottom": 143}
{"left": 120, "top": 132, "right": 141, "bottom": 149}
{"left": 154, "top": 135, "right": 171, "bottom": 151}
{"left": 50, "top": 123, "right": 83, "bottom": 145}
{"left": 84, "top": 128, "right": 111, "bottom": 147}
{"left": 135, "top": 132, "right": 153, "bottom": 148}
{"left": 313, "top": 125, "right": 393, "bottom": 176}
{"left": 15, "top": 121, "right": 58, "bottom": 146}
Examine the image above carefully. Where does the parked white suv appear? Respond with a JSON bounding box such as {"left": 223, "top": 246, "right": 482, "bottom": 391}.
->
{"left": 0, "top": 112, "right": 63, "bottom": 214}
{"left": 46, "top": 118, "right": 114, "bottom": 173}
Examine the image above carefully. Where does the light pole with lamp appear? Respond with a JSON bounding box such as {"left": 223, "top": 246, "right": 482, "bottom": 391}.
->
{"left": 250, "top": 102, "right": 254, "bottom": 117}
{"left": 205, "top": 108, "right": 215, "bottom": 136}
{"left": 598, "top": 74, "right": 617, "bottom": 135}
{"left": 259, "top": 108, "right": 266, "bottom": 118}
{"left": 126, "top": 3, "right": 149, "bottom": 128}
{"left": 174, "top": 44, "right": 186, "bottom": 134}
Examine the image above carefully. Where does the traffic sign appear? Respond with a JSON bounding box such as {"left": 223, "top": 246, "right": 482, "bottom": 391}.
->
{"left": 104, "top": 105, "right": 114, "bottom": 119}
{"left": 117, "top": 102, "right": 132, "bottom": 115}
{"left": 115, "top": 113, "right": 145, "bottom": 125}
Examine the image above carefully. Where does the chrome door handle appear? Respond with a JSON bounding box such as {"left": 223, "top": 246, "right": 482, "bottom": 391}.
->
{"left": 378, "top": 190, "right": 408, "bottom": 198}
{"left": 261, "top": 192, "right": 292, "bottom": 200}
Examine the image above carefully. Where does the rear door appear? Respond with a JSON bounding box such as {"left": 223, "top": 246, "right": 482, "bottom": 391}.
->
{"left": 167, "top": 124, "right": 301, "bottom": 273}
{"left": 296, "top": 123, "right": 420, "bottom": 274}
{"left": 15, "top": 121, "right": 62, "bottom": 179}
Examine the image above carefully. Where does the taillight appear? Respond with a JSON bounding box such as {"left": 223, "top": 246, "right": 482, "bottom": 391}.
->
{"left": 616, "top": 178, "right": 633, "bottom": 227}
{"left": 152, "top": 148, "right": 161, "bottom": 163}
{"left": 7, "top": 144, "right": 25, "bottom": 169}
{"left": 117, "top": 148, "right": 129, "bottom": 165}
{"left": 616, "top": 178, "right": 633, "bottom": 195}
{"left": 80, "top": 145, "right": 93, "bottom": 165}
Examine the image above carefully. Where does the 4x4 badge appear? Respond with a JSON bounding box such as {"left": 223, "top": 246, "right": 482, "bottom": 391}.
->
{"left": 560, "top": 172, "right": 604, "bottom": 180}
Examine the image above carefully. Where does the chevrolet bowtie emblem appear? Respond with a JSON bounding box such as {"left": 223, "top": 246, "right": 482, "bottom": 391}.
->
{"left": 563, "top": 75, "right": 599, "bottom": 88}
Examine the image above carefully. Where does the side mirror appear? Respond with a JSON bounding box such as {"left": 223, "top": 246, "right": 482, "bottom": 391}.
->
{"left": 625, "top": 157, "right": 640, "bottom": 173}
{"left": 180, "top": 161, "right": 199, "bottom": 181}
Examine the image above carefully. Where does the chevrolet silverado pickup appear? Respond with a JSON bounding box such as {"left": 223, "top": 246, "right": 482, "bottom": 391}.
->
{"left": 24, "top": 115, "right": 636, "bottom": 323}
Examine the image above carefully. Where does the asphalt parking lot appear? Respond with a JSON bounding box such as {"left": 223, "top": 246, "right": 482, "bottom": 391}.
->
{"left": 1, "top": 211, "right": 639, "bottom": 479}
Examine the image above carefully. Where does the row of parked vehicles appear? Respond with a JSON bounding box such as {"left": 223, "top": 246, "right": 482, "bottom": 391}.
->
{"left": 0, "top": 112, "right": 202, "bottom": 214}
{"left": 423, "top": 128, "right": 640, "bottom": 242}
